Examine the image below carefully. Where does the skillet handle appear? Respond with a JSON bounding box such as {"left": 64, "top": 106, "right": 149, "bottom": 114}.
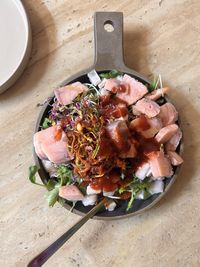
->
{"left": 93, "top": 12, "right": 127, "bottom": 71}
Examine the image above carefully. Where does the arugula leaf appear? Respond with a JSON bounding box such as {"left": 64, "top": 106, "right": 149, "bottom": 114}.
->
{"left": 100, "top": 69, "right": 122, "bottom": 79}
{"left": 45, "top": 185, "right": 59, "bottom": 207}
{"left": 126, "top": 176, "right": 151, "bottom": 211}
{"left": 28, "top": 165, "right": 43, "bottom": 186}
{"left": 118, "top": 187, "right": 126, "bottom": 194}
{"left": 42, "top": 117, "right": 52, "bottom": 129}
{"left": 78, "top": 185, "right": 86, "bottom": 195}
{"left": 46, "top": 179, "right": 57, "bottom": 190}
{"left": 58, "top": 196, "right": 66, "bottom": 206}
{"left": 44, "top": 165, "right": 73, "bottom": 207}
{"left": 127, "top": 189, "right": 137, "bottom": 210}
{"left": 148, "top": 75, "right": 159, "bottom": 92}
{"left": 57, "top": 165, "right": 72, "bottom": 186}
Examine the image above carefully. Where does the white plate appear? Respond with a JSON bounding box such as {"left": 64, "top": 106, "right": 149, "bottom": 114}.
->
{"left": 0, "top": 0, "right": 31, "bottom": 93}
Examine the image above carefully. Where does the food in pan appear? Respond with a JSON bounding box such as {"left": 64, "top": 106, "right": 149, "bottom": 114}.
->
{"left": 29, "top": 70, "right": 183, "bottom": 211}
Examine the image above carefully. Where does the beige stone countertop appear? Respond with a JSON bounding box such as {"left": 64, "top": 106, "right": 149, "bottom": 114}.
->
{"left": 1, "top": 0, "right": 200, "bottom": 266}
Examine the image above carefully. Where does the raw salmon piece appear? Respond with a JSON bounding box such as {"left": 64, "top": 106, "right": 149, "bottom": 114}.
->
{"left": 34, "top": 126, "right": 72, "bottom": 164}
{"left": 167, "top": 151, "right": 183, "bottom": 166}
{"left": 148, "top": 151, "right": 173, "bottom": 178}
{"left": 165, "top": 128, "right": 182, "bottom": 151}
{"left": 129, "top": 116, "right": 150, "bottom": 132}
{"left": 33, "top": 134, "right": 47, "bottom": 160}
{"left": 54, "top": 82, "right": 88, "bottom": 105}
{"left": 155, "top": 124, "right": 178, "bottom": 144}
{"left": 120, "top": 142, "right": 137, "bottom": 158}
{"left": 59, "top": 185, "right": 84, "bottom": 201}
{"left": 104, "top": 78, "right": 120, "bottom": 92}
{"left": 142, "top": 117, "right": 163, "bottom": 138}
{"left": 132, "top": 105, "right": 141, "bottom": 116}
{"left": 135, "top": 98, "right": 160, "bottom": 118}
{"left": 145, "top": 87, "right": 169, "bottom": 101}
{"left": 116, "top": 74, "right": 148, "bottom": 105}
{"left": 159, "top": 102, "right": 178, "bottom": 126}
{"left": 106, "top": 120, "right": 130, "bottom": 151}
{"left": 130, "top": 116, "right": 162, "bottom": 138}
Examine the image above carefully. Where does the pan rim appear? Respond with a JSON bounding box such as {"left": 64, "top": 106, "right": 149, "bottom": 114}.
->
{"left": 33, "top": 69, "right": 184, "bottom": 220}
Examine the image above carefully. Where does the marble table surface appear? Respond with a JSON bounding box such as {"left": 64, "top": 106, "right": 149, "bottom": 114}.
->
{"left": 1, "top": 0, "right": 200, "bottom": 266}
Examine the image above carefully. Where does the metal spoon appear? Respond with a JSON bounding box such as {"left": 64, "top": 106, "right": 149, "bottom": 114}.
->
{"left": 27, "top": 198, "right": 108, "bottom": 267}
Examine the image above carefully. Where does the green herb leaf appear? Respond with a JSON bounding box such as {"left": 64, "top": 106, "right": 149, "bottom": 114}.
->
{"left": 57, "top": 165, "right": 73, "bottom": 186}
{"left": 148, "top": 75, "right": 159, "bottom": 92}
{"left": 78, "top": 185, "right": 86, "bottom": 195}
{"left": 100, "top": 69, "right": 122, "bottom": 79}
{"left": 118, "top": 187, "right": 126, "bottom": 194}
{"left": 143, "top": 189, "right": 151, "bottom": 199}
{"left": 58, "top": 196, "right": 66, "bottom": 206}
{"left": 126, "top": 176, "right": 151, "bottom": 210}
{"left": 45, "top": 186, "right": 59, "bottom": 207}
{"left": 46, "top": 179, "right": 57, "bottom": 191}
{"left": 42, "top": 117, "right": 52, "bottom": 129}
{"left": 28, "top": 165, "right": 43, "bottom": 186}
{"left": 127, "top": 189, "right": 136, "bottom": 210}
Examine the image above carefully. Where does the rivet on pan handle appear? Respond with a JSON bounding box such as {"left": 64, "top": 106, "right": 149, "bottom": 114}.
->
{"left": 93, "top": 12, "right": 127, "bottom": 71}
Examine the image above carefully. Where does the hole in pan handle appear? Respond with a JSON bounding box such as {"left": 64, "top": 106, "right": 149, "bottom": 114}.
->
{"left": 94, "top": 12, "right": 125, "bottom": 71}
{"left": 93, "top": 12, "right": 149, "bottom": 83}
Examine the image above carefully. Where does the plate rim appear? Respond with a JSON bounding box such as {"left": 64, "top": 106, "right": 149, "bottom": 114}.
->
{"left": 0, "top": 0, "right": 32, "bottom": 93}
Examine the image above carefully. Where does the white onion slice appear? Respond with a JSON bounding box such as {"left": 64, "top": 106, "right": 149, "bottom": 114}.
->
{"left": 82, "top": 194, "right": 97, "bottom": 206}
{"left": 87, "top": 70, "right": 101, "bottom": 86}
{"left": 149, "top": 180, "right": 164, "bottom": 194}
{"left": 135, "top": 162, "right": 151, "bottom": 180}
{"left": 105, "top": 200, "right": 117, "bottom": 211}
{"left": 86, "top": 185, "right": 101, "bottom": 195}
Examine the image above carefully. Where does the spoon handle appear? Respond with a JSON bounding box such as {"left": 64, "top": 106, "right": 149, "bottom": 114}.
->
{"left": 28, "top": 198, "right": 107, "bottom": 267}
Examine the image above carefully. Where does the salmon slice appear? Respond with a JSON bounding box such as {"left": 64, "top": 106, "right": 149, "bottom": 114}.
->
{"left": 129, "top": 115, "right": 150, "bottom": 132}
{"left": 132, "top": 105, "right": 141, "bottom": 116}
{"left": 165, "top": 128, "right": 182, "bottom": 151}
{"left": 106, "top": 120, "right": 130, "bottom": 151}
{"left": 104, "top": 75, "right": 148, "bottom": 105}
{"left": 104, "top": 78, "right": 120, "bottom": 92}
{"left": 130, "top": 115, "right": 162, "bottom": 138}
{"left": 135, "top": 98, "right": 160, "bottom": 118}
{"left": 155, "top": 124, "right": 179, "bottom": 144}
{"left": 148, "top": 151, "right": 173, "bottom": 178}
{"left": 120, "top": 142, "right": 137, "bottom": 158}
{"left": 117, "top": 74, "right": 148, "bottom": 105}
{"left": 159, "top": 102, "right": 178, "bottom": 126}
{"left": 33, "top": 134, "right": 48, "bottom": 160}
{"left": 34, "top": 126, "right": 72, "bottom": 164}
{"left": 167, "top": 151, "right": 183, "bottom": 166}
{"left": 59, "top": 185, "right": 84, "bottom": 201}
{"left": 145, "top": 87, "right": 169, "bottom": 101}
{"left": 54, "top": 82, "right": 88, "bottom": 105}
{"left": 142, "top": 117, "right": 163, "bottom": 138}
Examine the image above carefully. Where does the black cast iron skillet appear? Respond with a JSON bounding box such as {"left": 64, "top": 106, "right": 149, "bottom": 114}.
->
{"left": 34, "top": 12, "right": 183, "bottom": 220}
